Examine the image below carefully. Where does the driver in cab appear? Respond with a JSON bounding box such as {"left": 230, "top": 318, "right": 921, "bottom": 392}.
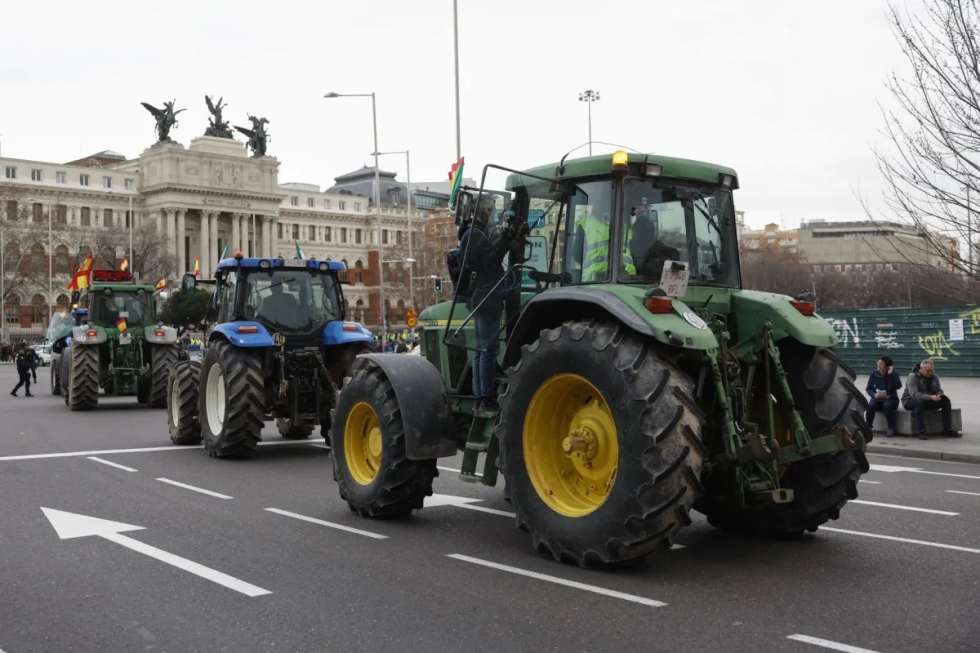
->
{"left": 259, "top": 281, "right": 304, "bottom": 328}
{"left": 627, "top": 205, "right": 680, "bottom": 279}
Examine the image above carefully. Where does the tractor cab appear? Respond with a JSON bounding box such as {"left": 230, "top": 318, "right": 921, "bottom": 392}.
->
{"left": 72, "top": 270, "right": 157, "bottom": 329}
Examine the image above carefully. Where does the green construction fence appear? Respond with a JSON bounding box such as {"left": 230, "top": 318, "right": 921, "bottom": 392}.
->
{"left": 818, "top": 306, "right": 980, "bottom": 377}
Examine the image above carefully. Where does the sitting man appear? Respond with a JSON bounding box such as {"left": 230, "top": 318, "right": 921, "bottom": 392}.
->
{"left": 901, "top": 359, "right": 955, "bottom": 440}
{"left": 865, "top": 355, "right": 902, "bottom": 437}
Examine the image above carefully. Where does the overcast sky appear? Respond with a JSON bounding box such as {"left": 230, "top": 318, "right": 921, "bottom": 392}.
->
{"left": 0, "top": 0, "right": 911, "bottom": 229}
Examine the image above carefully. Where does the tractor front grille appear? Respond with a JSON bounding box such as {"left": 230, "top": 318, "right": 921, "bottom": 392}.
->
{"left": 448, "top": 344, "right": 469, "bottom": 391}
{"left": 424, "top": 329, "right": 441, "bottom": 374}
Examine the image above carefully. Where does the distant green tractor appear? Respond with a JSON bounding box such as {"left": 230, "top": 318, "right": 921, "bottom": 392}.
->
{"left": 330, "top": 151, "right": 870, "bottom": 567}
{"left": 55, "top": 269, "right": 178, "bottom": 410}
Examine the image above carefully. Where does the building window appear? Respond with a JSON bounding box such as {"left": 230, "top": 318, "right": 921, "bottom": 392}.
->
{"left": 307, "top": 197, "right": 314, "bottom": 208}
{"left": 290, "top": 196, "right": 298, "bottom": 206}
{"left": 354, "top": 202, "right": 361, "bottom": 211}
{"left": 79, "top": 174, "right": 89, "bottom": 186}
{"left": 277, "top": 223, "right": 283, "bottom": 239}
{"left": 80, "top": 207, "right": 91, "bottom": 227}
{"left": 5, "top": 166, "right": 15, "bottom": 179}
{"left": 32, "top": 203, "right": 43, "bottom": 222}
{"left": 291, "top": 225, "right": 299, "bottom": 240}
{"left": 124, "top": 178, "right": 134, "bottom": 190}
{"left": 323, "top": 199, "right": 331, "bottom": 210}
{"left": 308, "top": 225, "right": 316, "bottom": 241}
{"left": 31, "top": 244, "right": 45, "bottom": 273}
{"left": 103, "top": 176, "right": 112, "bottom": 189}
{"left": 339, "top": 200, "right": 346, "bottom": 211}
{"left": 4, "top": 296, "right": 19, "bottom": 325}
{"left": 56, "top": 171, "right": 67, "bottom": 184}
{"left": 396, "top": 230, "right": 403, "bottom": 245}
{"left": 354, "top": 260, "right": 363, "bottom": 284}
{"left": 31, "top": 294, "right": 47, "bottom": 325}
{"left": 31, "top": 169, "right": 42, "bottom": 182}
{"left": 104, "top": 208, "right": 113, "bottom": 225}
{"left": 57, "top": 205, "right": 67, "bottom": 225}
{"left": 340, "top": 227, "right": 347, "bottom": 243}
{"left": 382, "top": 229, "right": 389, "bottom": 245}
{"left": 325, "top": 226, "right": 331, "bottom": 242}
{"left": 355, "top": 229, "right": 362, "bottom": 244}
{"left": 55, "top": 246, "right": 70, "bottom": 274}
{"left": 124, "top": 210, "right": 131, "bottom": 228}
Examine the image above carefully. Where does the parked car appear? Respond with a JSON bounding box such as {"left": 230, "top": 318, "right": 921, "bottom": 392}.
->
{"left": 31, "top": 344, "right": 52, "bottom": 366}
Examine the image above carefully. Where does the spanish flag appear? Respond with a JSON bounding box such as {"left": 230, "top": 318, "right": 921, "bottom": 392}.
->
{"left": 67, "top": 254, "right": 94, "bottom": 291}
{"left": 448, "top": 157, "right": 464, "bottom": 218}
{"left": 120, "top": 258, "right": 129, "bottom": 271}
{"left": 194, "top": 257, "right": 201, "bottom": 278}
{"left": 155, "top": 278, "right": 166, "bottom": 291}
{"left": 116, "top": 317, "right": 127, "bottom": 334}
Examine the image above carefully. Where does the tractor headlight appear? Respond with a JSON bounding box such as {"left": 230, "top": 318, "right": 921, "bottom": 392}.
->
{"left": 318, "top": 262, "right": 329, "bottom": 271}
{"left": 258, "top": 259, "right": 271, "bottom": 269}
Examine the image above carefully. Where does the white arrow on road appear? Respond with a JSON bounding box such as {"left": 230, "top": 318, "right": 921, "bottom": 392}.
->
{"left": 41, "top": 508, "right": 271, "bottom": 597}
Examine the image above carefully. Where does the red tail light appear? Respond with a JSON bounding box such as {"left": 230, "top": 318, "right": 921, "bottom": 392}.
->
{"left": 342, "top": 323, "right": 358, "bottom": 332}
{"left": 86, "top": 330, "right": 98, "bottom": 337}
{"left": 154, "top": 330, "right": 165, "bottom": 337}
{"left": 644, "top": 297, "right": 673, "bottom": 314}
{"left": 791, "top": 301, "right": 815, "bottom": 316}
{"left": 237, "top": 325, "right": 259, "bottom": 334}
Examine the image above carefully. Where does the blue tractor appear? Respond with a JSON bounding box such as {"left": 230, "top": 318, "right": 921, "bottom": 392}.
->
{"left": 166, "top": 254, "right": 376, "bottom": 458}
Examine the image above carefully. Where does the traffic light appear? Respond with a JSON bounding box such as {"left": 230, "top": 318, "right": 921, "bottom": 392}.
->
{"left": 434, "top": 277, "right": 442, "bottom": 292}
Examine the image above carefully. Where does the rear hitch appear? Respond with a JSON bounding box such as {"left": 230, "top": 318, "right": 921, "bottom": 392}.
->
{"left": 839, "top": 426, "right": 865, "bottom": 451}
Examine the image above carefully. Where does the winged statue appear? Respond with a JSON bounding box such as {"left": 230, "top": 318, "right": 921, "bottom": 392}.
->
{"left": 141, "top": 99, "right": 185, "bottom": 144}
{"left": 204, "top": 95, "right": 233, "bottom": 139}
{"left": 234, "top": 114, "right": 271, "bottom": 158}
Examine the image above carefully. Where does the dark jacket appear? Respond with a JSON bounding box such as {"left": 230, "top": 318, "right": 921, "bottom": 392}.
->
{"left": 460, "top": 223, "right": 511, "bottom": 303}
{"left": 901, "top": 372, "right": 944, "bottom": 405}
{"left": 14, "top": 351, "right": 33, "bottom": 374}
{"left": 866, "top": 369, "right": 902, "bottom": 399}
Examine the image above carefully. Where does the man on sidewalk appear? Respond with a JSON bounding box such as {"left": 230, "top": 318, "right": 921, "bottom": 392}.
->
{"left": 866, "top": 355, "right": 902, "bottom": 437}
{"left": 901, "top": 359, "right": 955, "bottom": 440}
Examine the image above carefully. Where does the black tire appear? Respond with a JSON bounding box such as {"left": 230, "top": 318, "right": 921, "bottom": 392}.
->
{"left": 68, "top": 346, "right": 99, "bottom": 411}
{"left": 199, "top": 340, "right": 265, "bottom": 458}
{"left": 148, "top": 345, "right": 178, "bottom": 408}
{"left": 277, "top": 418, "right": 313, "bottom": 440}
{"left": 695, "top": 344, "right": 870, "bottom": 536}
{"left": 168, "top": 360, "right": 202, "bottom": 445}
{"left": 50, "top": 361, "right": 61, "bottom": 396}
{"left": 497, "top": 320, "right": 707, "bottom": 568}
{"left": 331, "top": 360, "right": 437, "bottom": 517}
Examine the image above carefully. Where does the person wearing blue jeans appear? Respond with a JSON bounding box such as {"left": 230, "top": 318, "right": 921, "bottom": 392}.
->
{"left": 901, "top": 359, "right": 955, "bottom": 440}
{"left": 865, "top": 355, "right": 902, "bottom": 437}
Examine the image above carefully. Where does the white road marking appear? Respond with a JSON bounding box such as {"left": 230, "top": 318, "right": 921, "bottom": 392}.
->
{"left": 437, "top": 465, "right": 482, "bottom": 478}
{"left": 156, "top": 478, "right": 232, "bottom": 499}
{"left": 265, "top": 508, "right": 388, "bottom": 539}
{"left": 946, "top": 490, "right": 980, "bottom": 497}
{"left": 447, "top": 554, "right": 666, "bottom": 607}
{"left": 849, "top": 499, "right": 958, "bottom": 516}
{"left": 858, "top": 480, "right": 881, "bottom": 484}
{"left": 308, "top": 444, "right": 330, "bottom": 450}
{"left": 869, "top": 463, "right": 980, "bottom": 481}
{"left": 87, "top": 457, "right": 137, "bottom": 472}
{"left": 0, "top": 438, "right": 327, "bottom": 462}
{"left": 822, "top": 527, "right": 980, "bottom": 554}
{"left": 425, "top": 493, "right": 515, "bottom": 517}
{"left": 41, "top": 507, "right": 270, "bottom": 597}
{"left": 868, "top": 463, "right": 921, "bottom": 473}
{"left": 670, "top": 543, "right": 687, "bottom": 549}
{"left": 787, "top": 634, "right": 881, "bottom": 653}
{"left": 913, "top": 469, "right": 980, "bottom": 481}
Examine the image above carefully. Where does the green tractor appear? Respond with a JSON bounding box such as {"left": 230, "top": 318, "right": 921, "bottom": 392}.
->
{"left": 330, "top": 151, "right": 870, "bottom": 566}
{"left": 56, "top": 269, "right": 179, "bottom": 410}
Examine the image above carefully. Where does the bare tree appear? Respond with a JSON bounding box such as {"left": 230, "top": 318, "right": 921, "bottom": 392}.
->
{"left": 65, "top": 221, "right": 175, "bottom": 282}
{"left": 0, "top": 186, "right": 62, "bottom": 303}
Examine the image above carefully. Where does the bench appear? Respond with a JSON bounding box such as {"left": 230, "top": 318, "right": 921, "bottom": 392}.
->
{"left": 872, "top": 408, "right": 962, "bottom": 436}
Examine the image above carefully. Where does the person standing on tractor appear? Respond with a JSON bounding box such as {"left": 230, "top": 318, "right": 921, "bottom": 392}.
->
{"left": 11, "top": 343, "right": 34, "bottom": 397}
{"left": 459, "top": 195, "right": 516, "bottom": 413}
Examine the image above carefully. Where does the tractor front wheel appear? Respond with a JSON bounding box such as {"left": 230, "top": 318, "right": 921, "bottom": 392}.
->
{"left": 331, "top": 360, "right": 437, "bottom": 517}
{"left": 498, "top": 320, "right": 707, "bottom": 567}
{"left": 168, "top": 359, "right": 202, "bottom": 445}
{"left": 68, "top": 346, "right": 99, "bottom": 411}
{"left": 148, "top": 345, "right": 178, "bottom": 408}
{"left": 200, "top": 340, "right": 265, "bottom": 458}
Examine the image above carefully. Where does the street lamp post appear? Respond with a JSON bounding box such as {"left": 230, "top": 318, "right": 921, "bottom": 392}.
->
{"left": 325, "top": 92, "right": 384, "bottom": 331}
{"left": 453, "top": 0, "right": 462, "bottom": 160}
{"left": 578, "top": 89, "right": 600, "bottom": 155}
{"left": 48, "top": 198, "right": 52, "bottom": 323}
{"left": 372, "top": 150, "right": 414, "bottom": 308}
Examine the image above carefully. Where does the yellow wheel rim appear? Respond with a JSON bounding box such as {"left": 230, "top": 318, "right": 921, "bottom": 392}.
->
{"left": 344, "top": 402, "right": 383, "bottom": 485}
{"left": 523, "top": 374, "right": 618, "bottom": 518}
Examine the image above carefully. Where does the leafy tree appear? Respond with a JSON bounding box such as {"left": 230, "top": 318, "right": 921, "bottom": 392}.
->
{"left": 160, "top": 289, "right": 211, "bottom": 335}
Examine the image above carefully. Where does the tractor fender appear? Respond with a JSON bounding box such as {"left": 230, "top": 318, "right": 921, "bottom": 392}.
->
{"left": 502, "top": 288, "right": 719, "bottom": 368}
{"left": 351, "top": 353, "right": 457, "bottom": 460}
{"left": 209, "top": 322, "right": 275, "bottom": 347}
{"left": 322, "top": 320, "right": 374, "bottom": 345}
{"left": 144, "top": 325, "right": 178, "bottom": 344}
{"left": 71, "top": 326, "right": 107, "bottom": 346}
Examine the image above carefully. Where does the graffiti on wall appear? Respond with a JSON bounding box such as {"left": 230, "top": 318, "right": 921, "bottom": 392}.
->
{"left": 874, "top": 331, "right": 904, "bottom": 349}
{"left": 959, "top": 308, "right": 980, "bottom": 335}
{"left": 917, "top": 331, "right": 958, "bottom": 361}
{"left": 829, "top": 318, "right": 861, "bottom": 347}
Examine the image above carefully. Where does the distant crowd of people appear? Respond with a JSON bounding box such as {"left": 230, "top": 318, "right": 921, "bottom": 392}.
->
{"left": 375, "top": 335, "right": 421, "bottom": 355}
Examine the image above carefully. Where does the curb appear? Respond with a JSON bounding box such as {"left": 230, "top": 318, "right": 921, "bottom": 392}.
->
{"left": 866, "top": 443, "right": 980, "bottom": 465}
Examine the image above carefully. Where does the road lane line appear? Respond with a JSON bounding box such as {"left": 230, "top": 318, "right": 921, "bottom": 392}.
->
{"left": 87, "top": 457, "right": 137, "bottom": 472}
{"left": 787, "top": 634, "right": 880, "bottom": 653}
{"left": 870, "top": 463, "right": 980, "bottom": 480}
{"left": 849, "top": 499, "right": 958, "bottom": 516}
{"left": 308, "top": 444, "right": 330, "bottom": 450}
{"left": 858, "top": 480, "right": 881, "bottom": 484}
{"left": 156, "top": 478, "right": 232, "bottom": 499}
{"left": 0, "top": 438, "right": 328, "bottom": 462}
{"left": 447, "top": 554, "right": 667, "bottom": 607}
{"left": 946, "top": 490, "right": 980, "bottom": 497}
{"left": 822, "top": 527, "right": 980, "bottom": 554}
{"left": 460, "top": 504, "right": 515, "bottom": 518}
{"left": 437, "top": 465, "right": 482, "bottom": 478}
{"left": 265, "top": 508, "right": 388, "bottom": 539}
{"left": 914, "top": 470, "right": 980, "bottom": 481}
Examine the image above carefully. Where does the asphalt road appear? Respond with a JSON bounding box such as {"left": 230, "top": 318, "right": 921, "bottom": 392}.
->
{"left": 1, "top": 364, "right": 978, "bottom": 653}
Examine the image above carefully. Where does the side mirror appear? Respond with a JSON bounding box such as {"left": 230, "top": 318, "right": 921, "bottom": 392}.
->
{"left": 181, "top": 273, "right": 197, "bottom": 296}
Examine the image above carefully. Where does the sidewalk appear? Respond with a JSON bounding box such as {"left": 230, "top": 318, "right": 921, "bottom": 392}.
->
{"left": 857, "top": 374, "right": 980, "bottom": 464}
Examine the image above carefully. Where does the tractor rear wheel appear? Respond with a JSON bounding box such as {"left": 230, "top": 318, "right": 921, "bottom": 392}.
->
{"left": 68, "top": 346, "right": 100, "bottom": 411}
{"left": 695, "top": 344, "right": 870, "bottom": 536}
{"left": 277, "top": 418, "right": 313, "bottom": 440}
{"left": 200, "top": 340, "right": 265, "bottom": 458}
{"left": 497, "top": 320, "right": 707, "bottom": 567}
{"left": 331, "top": 359, "right": 437, "bottom": 517}
{"left": 168, "top": 360, "right": 202, "bottom": 445}
{"left": 148, "top": 345, "right": 178, "bottom": 408}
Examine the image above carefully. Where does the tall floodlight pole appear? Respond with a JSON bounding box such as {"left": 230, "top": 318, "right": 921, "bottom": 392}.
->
{"left": 1, "top": 228, "right": 5, "bottom": 343}
{"left": 578, "top": 89, "right": 600, "bottom": 155}
{"left": 325, "top": 92, "right": 384, "bottom": 333}
{"left": 453, "top": 0, "right": 461, "bottom": 159}
{"left": 128, "top": 195, "right": 133, "bottom": 273}
{"left": 48, "top": 199, "right": 52, "bottom": 322}
{"left": 373, "top": 150, "right": 414, "bottom": 308}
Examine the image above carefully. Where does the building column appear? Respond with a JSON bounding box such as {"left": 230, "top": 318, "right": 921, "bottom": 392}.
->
{"left": 260, "top": 215, "right": 269, "bottom": 257}
{"left": 239, "top": 214, "right": 248, "bottom": 254}
{"left": 209, "top": 211, "right": 220, "bottom": 272}
{"left": 176, "top": 209, "right": 186, "bottom": 275}
{"left": 156, "top": 209, "right": 163, "bottom": 235}
{"left": 165, "top": 209, "right": 177, "bottom": 259}
{"left": 199, "top": 211, "right": 211, "bottom": 278}
{"left": 231, "top": 213, "right": 241, "bottom": 258}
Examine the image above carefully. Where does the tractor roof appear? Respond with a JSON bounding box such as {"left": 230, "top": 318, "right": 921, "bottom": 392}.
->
{"left": 507, "top": 152, "right": 739, "bottom": 190}
{"left": 88, "top": 284, "right": 156, "bottom": 292}
{"left": 214, "top": 257, "right": 347, "bottom": 272}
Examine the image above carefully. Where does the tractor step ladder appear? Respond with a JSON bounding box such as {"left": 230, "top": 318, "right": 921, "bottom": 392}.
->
{"left": 459, "top": 411, "right": 499, "bottom": 487}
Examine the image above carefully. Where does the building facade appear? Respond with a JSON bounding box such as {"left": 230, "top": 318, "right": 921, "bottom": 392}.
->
{"left": 796, "top": 220, "right": 956, "bottom": 274}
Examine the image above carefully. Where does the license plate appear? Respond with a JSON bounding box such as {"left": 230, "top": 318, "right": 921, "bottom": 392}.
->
{"left": 283, "top": 259, "right": 306, "bottom": 267}
{"left": 659, "top": 261, "right": 689, "bottom": 297}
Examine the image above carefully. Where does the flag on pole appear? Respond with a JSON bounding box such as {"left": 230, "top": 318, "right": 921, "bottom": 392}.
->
{"left": 115, "top": 317, "right": 127, "bottom": 334}
{"left": 194, "top": 257, "right": 201, "bottom": 278}
{"left": 155, "top": 278, "right": 166, "bottom": 291}
{"left": 120, "top": 258, "right": 129, "bottom": 271}
{"left": 67, "top": 254, "right": 94, "bottom": 291}
{"left": 448, "top": 157, "right": 465, "bottom": 218}
{"left": 294, "top": 241, "right": 305, "bottom": 259}
{"left": 219, "top": 240, "right": 231, "bottom": 261}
